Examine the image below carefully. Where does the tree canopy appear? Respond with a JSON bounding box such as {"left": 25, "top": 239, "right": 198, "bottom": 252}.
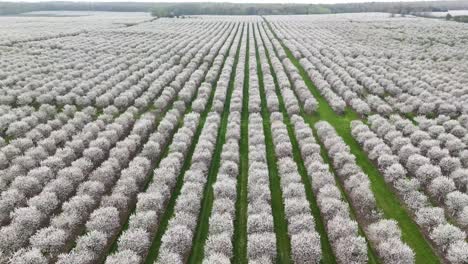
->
{"left": 1, "top": 1, "right": 468, "bottom": 17}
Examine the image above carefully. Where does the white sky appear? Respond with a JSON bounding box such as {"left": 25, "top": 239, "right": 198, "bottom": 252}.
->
{"left": 0, "top": 0, "right": 451, "bottom": 4}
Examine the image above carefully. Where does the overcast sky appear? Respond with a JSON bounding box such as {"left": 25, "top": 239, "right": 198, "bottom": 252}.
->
{"left": 2, "top": 0, "right": 447, "bottom": 4}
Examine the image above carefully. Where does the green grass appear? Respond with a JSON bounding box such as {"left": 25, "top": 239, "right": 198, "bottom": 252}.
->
{"left": 104, "top": 26, "right": 242, "bottom": 260}
{"left": 69, "top": 88, "right": 185, "bottom": 262}
{"left": 142, "top": 23, "right": 241, "bottom": 264}
{"left": 405, "top": 113, "right": 418, "bottom": 124}
{"left": 3, "top": 135, "right": 13, "bottom": 144}
{"left": 187, "top": 23, "right": 244, "bottom": 263}
{"left": 311, "top": 123, "right": 380, "bottom": 264}
{"left": 232, "top": 23, "right": 249, "bottom": 264}
{"left": 255, "top": 23, "right": 337, "bottom": 264}
{"left": 257, "top": 21, "right": 379, "bottom": 264}
{"left": 253, "top": 25, "right": 293, "bottom": 264}
{"left": 143, "top": 112, "right": 201, "bottom": 264}
{"left": 106, "top": 109, "right": 174, "bottom": 256}
{"left": 105, "top": 115, "right": 174, "bottom": 258}
{"left": 261, "top": 19, "right": 440, "bottom": 264}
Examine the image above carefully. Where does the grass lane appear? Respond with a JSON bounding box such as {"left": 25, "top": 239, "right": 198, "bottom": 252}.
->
{"left": 106, "top": 97, "right": 185, "bottom": 257}
{"left": 262, "top": 19, "right": 440, "bottom": 264}
{"left": 79, "top": 59, "right": 211, "bottom": 263}
{"left": 187, "top": 22, "right": 245, "bottom": 263}
{"left": 255, "top": 22, "right": 337, "bottom": 264}
{"left": 143, "top": 23, "right": 241, "bottom": 264}
{"left": 257, "top": 21, "right": 379, "bottom": 264}
{"left": 311, "top": 125, "right": 380, "bottom": 264}
{"left": 253, "top": 24, "right": 293, "bottom": 264}
{"left": 106, "top": 125, "right": 171, "bottom": 256}
{"left": 105, "top": 25, "right": 239, "bottom": 259}
{"left": 232, "top": 23, "right": 249, "bottom": 264}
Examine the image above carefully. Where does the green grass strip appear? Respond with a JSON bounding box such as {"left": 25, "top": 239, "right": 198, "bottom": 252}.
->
{"left": 232, "top": 23, "right": 249, "bottom": 264}
{"left": 187, "top": 22, "right": 244, "bottom": 263}
{"left": 106, "top": 101, "right": 182, "bottom": 257}
{"left": 254, "top": 23, "right": 337, "bottom": 264}
{"left": 143, "top": 23, "right": 241, "bottom": 264}
{"left": 310, "top": 124, "right": 380, "bottom": 264}
{"left": 105, "top": 25, "right": 239, "bottom": 260}
{"left": 253, "top": 24, "right": 293, "bottom": 264}
{"left": 256, "top": 21, "right": 379, "bottom": 264}
{"left": 77, "top": 86, "right": 186, "bottom": 262}
{"left": 262, "top": 19, "right": 440, "bottom": 264}
{"left": 106, "top": 116, "right": 173, "bottom": 257}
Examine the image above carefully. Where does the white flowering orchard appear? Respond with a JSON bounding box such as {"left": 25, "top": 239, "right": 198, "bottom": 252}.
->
{"left": 1, "top": 12, "right": 466, "bottom": 264}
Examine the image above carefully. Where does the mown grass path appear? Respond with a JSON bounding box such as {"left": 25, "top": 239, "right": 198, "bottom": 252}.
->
{"left": 233, "top": 23, "right": 249, "bottom": 264}
{"left": 106, "top": 88, "right": 190, "bottom": 258}
{"left": 143, "top": 23, "right": 241, "bottom": 264}
{"left": 311, "top": 124, "right": 381, "bottom": 264}
{"left": 256, "top": 22, "right": 380, "bottom": 264}
{"left": 255, "top": 22, "right": 337, "bottom": 264}
{"left": 253, "top": 24, "right": 293, "bottom": 264}
{"left": 262, "top": 19, "right": 440, "bottom": 264}
{"left": 187, "top": 22, "right": 245, "bottom": 263}
{"left": 85, "top": 50, "right": 222, "bottom": 263}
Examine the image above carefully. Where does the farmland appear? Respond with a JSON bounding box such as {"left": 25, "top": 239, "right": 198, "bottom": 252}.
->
{"left": 0, "top": 11, "right": 467, "bottom": 264}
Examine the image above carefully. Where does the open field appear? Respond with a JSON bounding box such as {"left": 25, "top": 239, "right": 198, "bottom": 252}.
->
{"left": 428, "top": 10, "right": 468, "bottom": 17}
{"left": 0, "top": 12, "right": 467, "bottom": 264}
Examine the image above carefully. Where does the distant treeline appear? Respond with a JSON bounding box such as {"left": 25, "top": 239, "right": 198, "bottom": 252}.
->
{"left": 453, "top": 15, "right": 468, "bottom": 22}
{"left": 413, "top": 11, "right": 468, "bottom": 22}
{"left": 150, "top": 3, "right": 331, "bottom": 16}
{"left": 1, "top": 1, "right": 468, "bottom": 16}
{"left": 0, "top": 2, "right": 155, "bottom": 15}
{"left": 150, "top": 1, "right": 468, "bottom": 17}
